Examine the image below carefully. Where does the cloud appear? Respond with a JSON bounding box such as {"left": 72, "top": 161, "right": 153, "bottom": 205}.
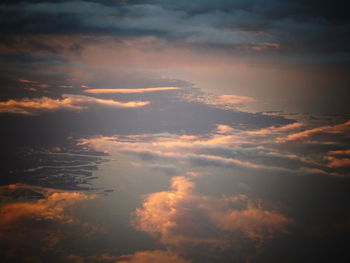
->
{"left": 0, "top": 94, "right": 150, "bottom": 114}
{"left": 77, "top": 121, "right": 318, "bottom": 175}
{"left": 17, "top": 78, "right": 35, "bottom": 84}
{"left": 84, "top": 87, "right": 182, "bottom": 94}
{"left": 65, "top": 250, "right": 190, "bottom": 263}
{"left": 217, "top": 94, "right": 256, "bottom": 104}
{"left": 0, "top": 183, "right": 96, "bottom": 228}
{"left": 328, "top": 149, "right": 350, "bottom": 155}
{"left": 185, "top": 93, "right": 257, "bottom": 111}
{"left": 1, "top": 0, "right": 349, "bottom": 61}
{"left": 325, "top": 156, "right": 350, "bottom": 168}
{"left": 116, "top": 250, "right": 190, "bottom": 263}
{"left": 278, "top": 120, "right": 350, "bottom": 142}
{"left": 133, "top": 176, "right": 291, "bottom": 246}
{"left": 0, "top": 184, "right": 100, "bottom": 260}
{"left": 247, "top": 122, "right": 304, "bottom": 136}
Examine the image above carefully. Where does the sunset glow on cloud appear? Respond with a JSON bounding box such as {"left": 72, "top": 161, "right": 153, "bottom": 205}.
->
{"left": 84, "top": 87, "right": 182, "bottom": 94}
{"left": 79, "top": 120, "right": 350, "bottom": 177}
{"left": 0, "top": 95, "right": 150, "bottom": 114}
{"left": 133, "top": 176, "right": 290, "bottom": 245}
{"left": 116, "top": 250, "right": 190, "bottom": 263}
{"left": 1, "top": 0, "right": 349, "bottom": 262}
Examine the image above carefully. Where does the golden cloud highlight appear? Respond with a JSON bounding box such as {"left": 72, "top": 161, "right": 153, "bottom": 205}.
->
{"left": 78, "top": 119, "right": 350, "bottom": 177}
{"left": 278, "top": 120, "right": 350, "bottom": 142}
{"left": 0, "top": 184, "right": 96, "bottom": 228}
{"left": 116, "top": 250, "right": 190, "bottom": 263}
{"left": 218, "top": 94, "right": 256, "bottom": 104}
{"left": 133, "top": 176, "right": 291, "bottom": 246}
{"left": 325, "top": 156, "right": 350, "bottom": 168}
{"left": 84, "top": 87, "right": 182, "bottom": 94}
{"left": 0, "top": 184, "right": 100, "bottom": 261}
{"left": 0, "top": 94, "right": 150, "bottom": 114}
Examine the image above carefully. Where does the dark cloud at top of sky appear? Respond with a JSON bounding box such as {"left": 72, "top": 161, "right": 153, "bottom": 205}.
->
{"left": 1, "top": 0, "right": 350, "bottom": 63}
{"left": 2, "top": 0, "right": 349, "bottom": 23}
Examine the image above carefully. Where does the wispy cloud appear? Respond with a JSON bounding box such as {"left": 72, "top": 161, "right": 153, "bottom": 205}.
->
{"left": 116, "top": 250, "right": 190, "bottom": 263}
{"left": 217, "top": 94, "right": 256, "bottom": 104}
{"left": 84, "top": 87, "right": 182, "bottom": 94}
{"left": 278, "top": 121, "right": 350, "bottom": 142}
{"left": 78, "top": 119, "right": 350, "bottom": 177}
{"left": 0, "top": 94, "right": 150, "bottom": 114}
{"left": 325, "top": 156, "right": 350, "bottom": 168}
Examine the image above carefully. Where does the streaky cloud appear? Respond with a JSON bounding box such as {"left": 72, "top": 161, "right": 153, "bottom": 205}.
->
{"left": 116, "top": 250, "right": 190, "bottom": 263}
{"left": 84, "top": 87, "right": 182, "bottom": 94}
{"left": 0, "top": 94, "right": 150, "bottom": 114}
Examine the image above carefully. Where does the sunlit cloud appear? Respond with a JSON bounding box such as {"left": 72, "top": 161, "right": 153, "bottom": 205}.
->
{"left": 78, "top": 118, "right": 350, "bottom": 177}
{"left": 0, "top": 94, "right": 150, "bottom": 114}
{"left": 277, "top": 120, "right": 350, "bottom": 142}
{"left": 0, "top": 184, "right": 100, "bottom": 260}
{"left": 17, "top": 78, "right": 36, "bottom": 84}
{"left": 116, "top": 250, "right": 190, "bottom": 263}
{"left": 247, "top": 122, "right": 304, "bottom": 136}
{"left": 76, "top": 123, "right": 310, "bottom": 174}
{"left": 328, "top": 149, "right": 350, "bottom": 155}
{"left": 325, "top": 156, "right": 350, "bottom": 168}
{"left": 185, "top": 93, "right": 257, "bottom": 111}
{"left": 0, "top": 0, "right": 349, "bottom": 262}
{"left": 133, "top": 176, "right": 291, "bottom": 245}
{"left": 84, "top": 87, "right": 182, "bottom": 94}
{"left": 0, "top": 183, "right": 96, "bottom": 228}
{"left": 217, "top": 94, "right": 256, "bottom": 104}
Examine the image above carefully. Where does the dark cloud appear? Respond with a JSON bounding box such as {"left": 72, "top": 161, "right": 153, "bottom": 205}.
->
{"left": 1, "top": 0, "right": 349, "bottom": 62}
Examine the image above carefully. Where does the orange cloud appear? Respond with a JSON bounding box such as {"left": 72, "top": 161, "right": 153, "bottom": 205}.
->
{"left": 215, "top": 124, "right": 236, "bottom": 134}
{"left": 278, "top": 120, "right": 350, "bottom": 142}
{"left": 325, "top": 156, "right": 350, "bottom": 168}
{"left": 78, "top": 119, "right": 349, "bottom": 176}
{"left": 0, "top": 186, "right": 95, "bottom": 227}
{"left": 0, "top": 94, "right": 150, "bottom": 114}
{"left": 17, "top": 78, "right": 36, "bottom": 84}
{"left": 77, "top": 128, "right": 307, "bottom": 173}
{"left": 77, "top": 133, "right": 266, "bottom": 171}
{"left": 208, "top": 195, "right": 291, "bottom": 240}
{"left": 117, "top": 250, "right": 190, "bottom": 263}
{"left": 184, "top": 93, "right": 256, "bottom": 111}
{"left": 328, "top": 149, "right": 350, "bottom": 155}
{"left": 0, "top": 184, "right": 100, "bottom": 261}
{"left": 84, "top": 87, "right": 182, "bottom": 94}
{"left": 218, "top": 94, "right": 256, "bottom": 104}
{"left": 248, "top": 122, "right": 304, "bottom": 136}
{"left": 133, "top": 176, "right": 291, "bottom": 246}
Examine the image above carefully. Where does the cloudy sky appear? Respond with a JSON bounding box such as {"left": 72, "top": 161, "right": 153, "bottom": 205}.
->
{"left": 0, "top": 1, "right": 349, "bottom": 263}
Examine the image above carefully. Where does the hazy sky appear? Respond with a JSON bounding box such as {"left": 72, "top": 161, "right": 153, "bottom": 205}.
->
{"left": 0, "top": 1, "right": 349, "bottom": 263}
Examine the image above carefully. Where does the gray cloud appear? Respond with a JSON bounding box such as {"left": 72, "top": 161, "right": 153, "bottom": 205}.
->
{"left": 1, "top": 0, "right": 349, "bottom": 62}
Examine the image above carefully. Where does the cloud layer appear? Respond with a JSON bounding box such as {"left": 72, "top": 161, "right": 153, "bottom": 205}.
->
{"left": 78, "top": 119, "right": 350, "bottom": 177}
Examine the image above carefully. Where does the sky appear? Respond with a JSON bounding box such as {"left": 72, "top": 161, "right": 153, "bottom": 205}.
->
{"left": 0, "top": 1, "right": 349, "bottom": 263}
